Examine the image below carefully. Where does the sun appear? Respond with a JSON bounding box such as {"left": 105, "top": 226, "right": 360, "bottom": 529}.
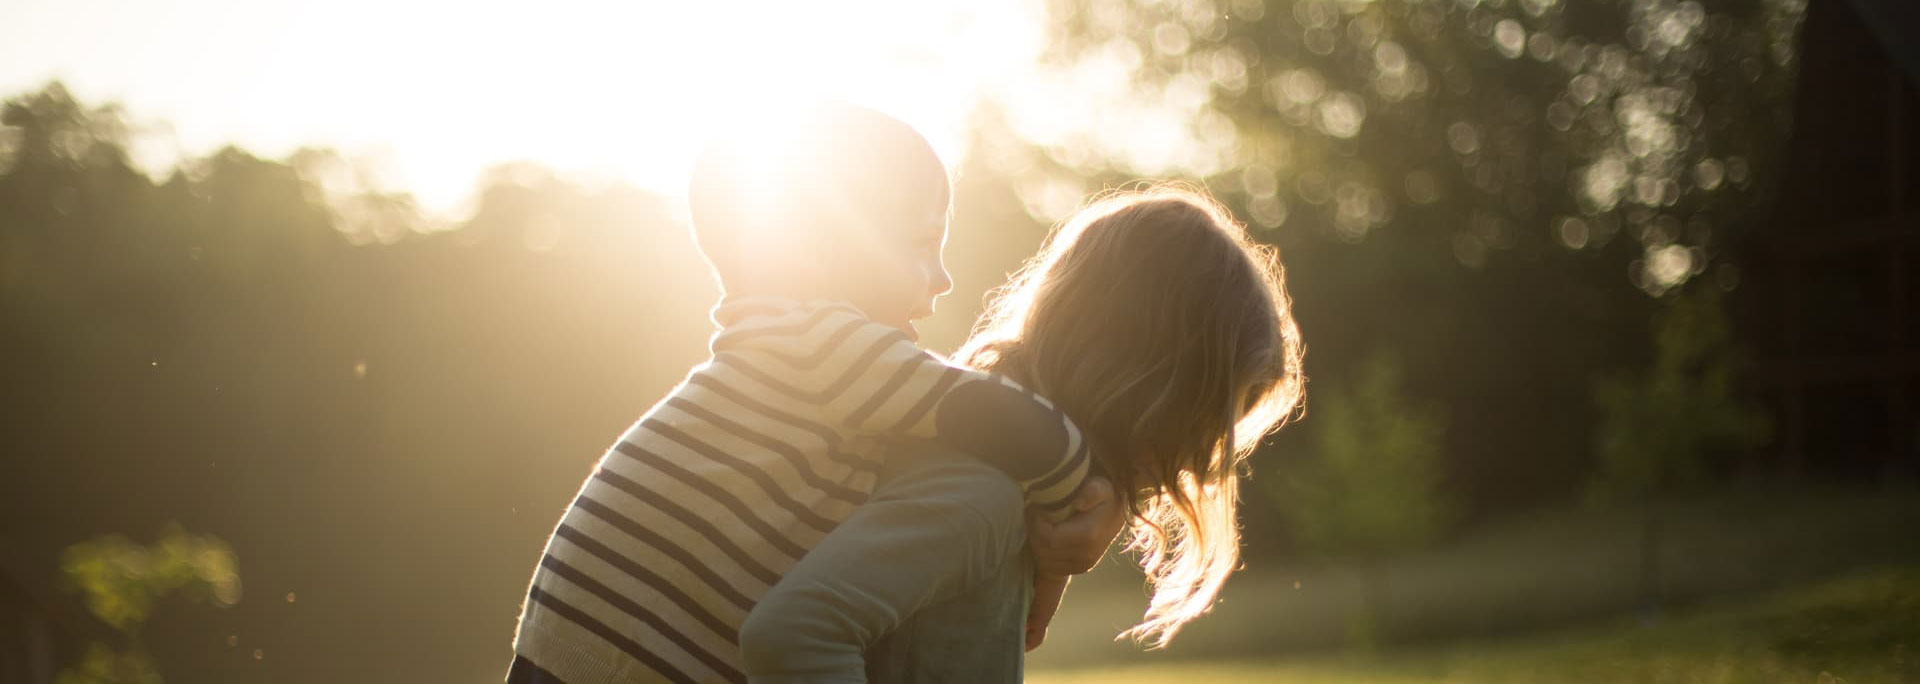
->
{"left": 0, "top": 0, "right": 1052, "bottom": 216}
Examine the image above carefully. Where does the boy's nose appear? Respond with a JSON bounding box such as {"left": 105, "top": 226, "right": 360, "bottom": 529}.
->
{"left": 929, "top": 265, "right": 954, "bottom": 297}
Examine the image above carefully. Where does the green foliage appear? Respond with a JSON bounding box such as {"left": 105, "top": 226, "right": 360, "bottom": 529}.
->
{"left": 0, "top": 81, "right": 129, "bottom": 172}
{"left": 55, "top": 645, "right": 163, "bottom": 684}
{"left": 61, "top": 523, "right": 241, "bottom": 634}
{"left": 1, "top": 80, "right": 718, "bottom": 679}
{"left": 1027, "top": 0, "right": 1805, "bottom": 287}
{"left": 1589, "top": 286, "right": 1768, "bottom": 502}
{"left": 1033, "top": 566, "right": 1920, "bottom": 683}
{"left": 57, "top": 524, "right": 240, "bottom": 684}
{"left": 1274, "top": 352, "right": 1454, "bottom": 559}
{"left": 1004, "top": 0, "right": 1814, "bottom": 520}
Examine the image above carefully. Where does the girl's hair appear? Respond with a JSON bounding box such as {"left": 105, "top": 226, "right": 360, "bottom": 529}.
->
{"left": 955, "top": 184, "right": 1304, "bottom": 648}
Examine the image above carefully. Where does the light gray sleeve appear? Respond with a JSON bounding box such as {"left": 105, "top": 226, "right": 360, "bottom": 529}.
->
{"left": 738, "top": 443, "right": 1028, "bottom": 683}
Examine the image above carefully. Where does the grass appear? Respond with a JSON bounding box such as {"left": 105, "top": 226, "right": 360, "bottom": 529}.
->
{"left": 1031, "top": 566, "right": 1920, "bottom": 683}
{"left": 1028, "top": 485, "right": 1920, "bottom": 671}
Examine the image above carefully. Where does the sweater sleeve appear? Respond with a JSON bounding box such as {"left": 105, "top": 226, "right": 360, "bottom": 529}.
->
{"left": 712, "top": 303, "right": 1089, "bottom": 520}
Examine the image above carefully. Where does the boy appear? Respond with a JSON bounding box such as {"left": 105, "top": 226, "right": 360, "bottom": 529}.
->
{"left": 508, "top": 103, "right": 1106, "bottom": 683}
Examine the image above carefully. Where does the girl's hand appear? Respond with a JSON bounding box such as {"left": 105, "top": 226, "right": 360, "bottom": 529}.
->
{"left": 1028, "top": 476, "right": 1127, "bottom": 576}
{"left": 1026, "top": 573, "right": 1071, "bottom": 651}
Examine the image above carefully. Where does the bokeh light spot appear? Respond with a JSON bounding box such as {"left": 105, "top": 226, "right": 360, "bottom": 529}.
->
{"left": 1557, "top": 217, "right": 1591, "bottom": 249}
{"left": 1693, "top": 158, "right": 1725, "bottom": 190}
{"left": 1153, "top": 23, "right": 1192, "bottom": 56}
{"left": 1317, "top": 92, "right": 1367, "bottom": 139}
{"left": 1494, "top": 20, "right": 1527, "bottom": 59}
{"left": 1448, "top": 122, "right": 1481, "bottom": 155}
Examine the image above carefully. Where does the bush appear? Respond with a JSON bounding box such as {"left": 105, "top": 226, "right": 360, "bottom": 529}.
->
{"left": 1590, "top": 286, "right": 1769, "bottom": 502}
{"left": 1273, "top": 352, "right": 1455, "bottom": 560}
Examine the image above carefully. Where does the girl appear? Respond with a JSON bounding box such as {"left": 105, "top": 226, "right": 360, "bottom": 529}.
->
{"left": 741, "top": 184, "right": 1306, "bottom": 678}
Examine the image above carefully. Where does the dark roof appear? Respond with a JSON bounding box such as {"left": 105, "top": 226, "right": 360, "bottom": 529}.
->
{"left": 1847, "top": 0, "right": 1920, "bottom": 86}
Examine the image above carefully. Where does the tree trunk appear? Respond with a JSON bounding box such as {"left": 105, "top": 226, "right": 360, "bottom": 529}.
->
{"left": 1637, "top": 500, "right": 1664, "bottom": 621}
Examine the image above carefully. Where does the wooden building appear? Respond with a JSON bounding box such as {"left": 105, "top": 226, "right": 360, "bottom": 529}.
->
{"left": 1738, "top": 0, "right": 1919, "bottom": 478}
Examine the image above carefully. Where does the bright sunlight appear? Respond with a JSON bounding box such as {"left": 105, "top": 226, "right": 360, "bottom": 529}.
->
{"left": 0, "top": 0, "right": 1048, "bottom": 213}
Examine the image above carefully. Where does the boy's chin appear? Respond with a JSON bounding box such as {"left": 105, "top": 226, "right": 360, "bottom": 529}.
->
{"left": 875, "top": 317, "right": 919, "bottom": 342}
{"left": 869, "top": 305, "right": 927, "bottom": 342}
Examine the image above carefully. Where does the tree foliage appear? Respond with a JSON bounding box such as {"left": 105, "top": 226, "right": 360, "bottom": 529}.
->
{"left": 980, "top": 0, "right": 1808, "bottom": 517}
{"left": 1010, "top": 0, "right": 1805, "bottom": 292}
{"left": 62, "top": 524, "right": 240, "bottom": 634}
{"left": 56, "top": 524, "right": 240, "bottom": 684}
{"left": 0, "top": 81, "right": 715, "bottom": 680}
{"left": 1272, "top": 352, "right": 1454, "bottom": 558}
{"left": 0, "top": 38, "right": 1808, "bottom": 673}
{"left": 1590, "top": 285, "right": 1769, "bottom": 501}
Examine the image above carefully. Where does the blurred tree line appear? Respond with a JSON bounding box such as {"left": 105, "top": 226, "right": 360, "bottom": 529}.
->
{"left": 0, "top": 82, "right": 722, "bottom": 681}
{"left": 0, "top": 0, "right": 1806, "bottom": 671}
{"left": 993, "top": 0, "right": 1804, "bottom": 545}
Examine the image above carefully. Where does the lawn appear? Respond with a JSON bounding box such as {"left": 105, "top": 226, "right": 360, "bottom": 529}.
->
{"left": 1030, "top": 566, "right": 1920, "bottom": 683}
{"left": 1028, "top": 486, "right": 1920, "bottom": 671}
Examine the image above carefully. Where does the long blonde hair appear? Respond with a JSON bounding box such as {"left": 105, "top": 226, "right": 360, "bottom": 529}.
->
{"left": 956, "top": 185, "right": 1304, "bottom": 647}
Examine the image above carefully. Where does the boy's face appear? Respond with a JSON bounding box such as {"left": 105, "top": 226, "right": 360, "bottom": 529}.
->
{"left": 850, "top": 195, "right": 953, "bottom": 341}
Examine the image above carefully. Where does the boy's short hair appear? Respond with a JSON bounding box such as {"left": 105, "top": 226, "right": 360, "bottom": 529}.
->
{"left": 687, "top": 102, "right": 950, "bottom": 292}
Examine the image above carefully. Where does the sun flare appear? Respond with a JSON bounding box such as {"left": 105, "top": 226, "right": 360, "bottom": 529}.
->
{"left": 0, "top": 0, "right": 1048, "bottom": 214}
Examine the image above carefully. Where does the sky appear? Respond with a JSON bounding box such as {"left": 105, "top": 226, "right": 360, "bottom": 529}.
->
{"left": 0, "top": 0, "right": 1052, "bottom": 213}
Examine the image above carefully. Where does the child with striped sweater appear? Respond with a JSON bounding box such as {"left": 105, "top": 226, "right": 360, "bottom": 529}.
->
{"left": 507, "top": 103, "right": 1110, "bottom": 683}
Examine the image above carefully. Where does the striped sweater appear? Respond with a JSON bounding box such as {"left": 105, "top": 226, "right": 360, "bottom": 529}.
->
{"left": 510, "top": 297, "right": 1090, "bottom": 683}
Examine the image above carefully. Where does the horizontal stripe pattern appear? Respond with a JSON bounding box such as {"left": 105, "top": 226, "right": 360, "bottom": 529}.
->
{"left": 513, "top": 297, "right": 1088, "bottom": 682}
{"left": 525, "top": 585, "right": 708, "bottom": 684}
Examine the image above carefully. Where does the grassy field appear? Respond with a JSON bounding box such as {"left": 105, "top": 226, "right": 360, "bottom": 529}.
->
{"left": 1031, "top": 566, "right": 1920, "bottom": 683}
{"left": 1027, "top": 485, "right": 1920, "bottom": 671}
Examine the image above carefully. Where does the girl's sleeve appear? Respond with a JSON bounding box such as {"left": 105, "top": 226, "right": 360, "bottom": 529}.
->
{"left": 714, "top": 307, "right": 1089, "bottom": 520}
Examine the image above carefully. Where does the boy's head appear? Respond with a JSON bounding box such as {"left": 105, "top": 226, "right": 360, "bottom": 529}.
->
{"left": 688, "top": 102, "right": 954, "bottom": 337}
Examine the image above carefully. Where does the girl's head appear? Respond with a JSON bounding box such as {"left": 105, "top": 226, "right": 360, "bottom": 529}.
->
{"left": 955, "top": 185, "right": 1304, "bottom": 647}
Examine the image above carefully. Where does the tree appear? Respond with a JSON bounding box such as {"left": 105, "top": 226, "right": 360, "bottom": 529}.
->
{"left": 58, "top": 525, "right": 241, "bottom": 684}
{"left": 1, "top": 81, "right": 712, "bottom": 682}
{"left": 974, "top": 0, "right": 1809, "bottom": 513}
{"left": 1007, "top": 0, "right": 1806, "bottom": 291}
{"left": 1269, "top": 351, "right": 1454, "bottom": 649}
{"left": 1592, "top": 285, "right": 1767, "bottom": 499}
{"left": 1589, "top": 284, "right": 1769, "bottom": 612}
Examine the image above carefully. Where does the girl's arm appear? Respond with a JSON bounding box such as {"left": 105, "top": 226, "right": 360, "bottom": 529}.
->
{"left": 1023, "top": 478, "right": 1128, "bottom": 651}
{"left": 1025, "top": 573, "right": 1071, "bottom": 652}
